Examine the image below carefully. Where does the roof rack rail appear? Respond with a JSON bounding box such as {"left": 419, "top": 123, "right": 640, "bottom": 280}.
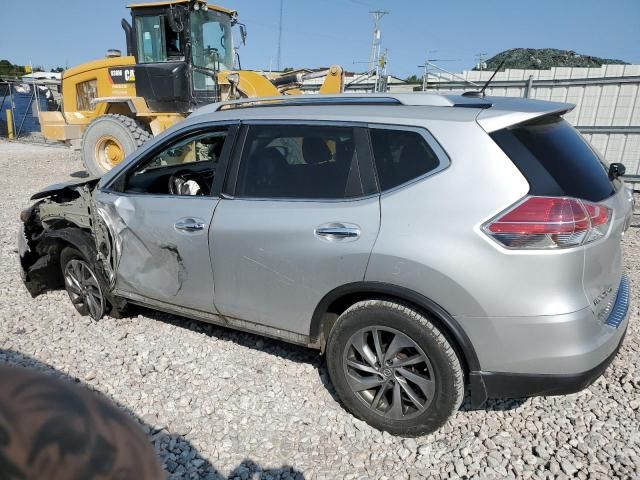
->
{"left": 206, "top": 93, "right": 460, "bottom": 113}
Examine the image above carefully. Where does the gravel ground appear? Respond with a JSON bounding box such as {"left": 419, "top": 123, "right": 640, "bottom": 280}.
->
{"left": 0, "top": 139, "right": 639, "bottom": 479}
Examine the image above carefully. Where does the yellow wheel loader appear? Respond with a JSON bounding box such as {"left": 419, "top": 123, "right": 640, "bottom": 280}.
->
{"left": 39, "top": 0, "right": 344, "bottom": 176}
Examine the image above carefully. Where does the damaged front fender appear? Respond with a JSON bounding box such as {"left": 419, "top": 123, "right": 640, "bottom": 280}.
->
{"left": 19, "top": 226, "right": 94, "bottom": 296}
{"left": 30, "top": 177, "right": 100, "bottom": 201}
{"left": 19, "top": 174, "right": 212, "bottom": 316}
{"left": 18, "top": 178, "right": 102, "bottom": 296}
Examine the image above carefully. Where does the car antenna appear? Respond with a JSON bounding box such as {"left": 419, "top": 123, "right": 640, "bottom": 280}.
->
{"left": 462, "top": 58, "right": 506, "bottom": 98}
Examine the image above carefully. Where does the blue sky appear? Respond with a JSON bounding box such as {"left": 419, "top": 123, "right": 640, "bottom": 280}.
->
{"left": 1, "top": 0, "right": 639, "bottom": 78}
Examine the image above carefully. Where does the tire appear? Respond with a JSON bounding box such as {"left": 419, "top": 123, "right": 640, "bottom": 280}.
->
{"left": 60, "top": 247, "right": 106, "bottom": 320}
{"left": 59, "top": 246, "right": 129, "bottom": 320}
{"left": 81, "top": 114, "right": 152, "bottom": 177}
{"left": 326, "top": 300, "right": 464, "bottom": 436}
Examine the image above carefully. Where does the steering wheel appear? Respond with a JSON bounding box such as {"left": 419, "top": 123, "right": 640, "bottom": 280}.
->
{"left": 168, "top": 170, "right": 209, "bottom": 196}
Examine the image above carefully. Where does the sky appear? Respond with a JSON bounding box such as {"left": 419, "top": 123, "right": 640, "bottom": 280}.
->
{"left": 1, "top": 0, "right": 639, "bottom": 78}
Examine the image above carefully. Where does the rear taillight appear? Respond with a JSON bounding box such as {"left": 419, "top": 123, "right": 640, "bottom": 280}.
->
{"left": 483, "top": 196, "right": 612, "bottom": 249}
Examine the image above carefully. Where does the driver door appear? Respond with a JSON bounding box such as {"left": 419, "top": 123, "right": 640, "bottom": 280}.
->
{"left": 94, "top": 124, "right": 237, "bottom": 313}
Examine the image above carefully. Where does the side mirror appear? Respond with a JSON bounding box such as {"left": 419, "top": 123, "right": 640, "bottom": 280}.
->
{"left": 239, "top": 24, "right": 247, "bottom": 45}
{"left": 609, "top": 162, "right": 626, "bottom": 180}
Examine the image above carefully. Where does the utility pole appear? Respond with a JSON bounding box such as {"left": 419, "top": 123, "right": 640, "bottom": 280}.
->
{"left": 421, "top": 58, "right": 429, "bottom": 92}
{"left": 276, "top": 0, "right": 284, "bottom": 71}
{"left": 376, "top": 49, "right": 389, "bottom": 93}
{"left": 368, "top": 10, "right": 389, "bottom": 92}
{"left": 368, "top": 10, "right": 388, "bottom": 73}
{"left": 475, "top": 52, "right": 488, "bottom": 73}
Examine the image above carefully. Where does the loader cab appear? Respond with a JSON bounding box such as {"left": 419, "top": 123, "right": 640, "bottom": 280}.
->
{"left": 123, "top": 1, "right": 236, "bottom": 113}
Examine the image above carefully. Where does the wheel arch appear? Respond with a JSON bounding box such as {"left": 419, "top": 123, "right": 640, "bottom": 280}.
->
{"left": 104, "top": 101, "right": 135, "bottom": 117}
{"left": 32, "top": 226, "right": 124, "bottom": 313}
{"left": 310, "top": 282, "right": 481, "bottom": 374}
{"left": 21, "top": 226, "right": 96, "bottom": 296}
{"left": 42, "top": 226, "right": 97, "bottom": 263}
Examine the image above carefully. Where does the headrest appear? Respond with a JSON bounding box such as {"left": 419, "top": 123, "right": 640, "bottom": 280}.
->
{"left": 302, "top": 137, "right": 331, "bottom": 164}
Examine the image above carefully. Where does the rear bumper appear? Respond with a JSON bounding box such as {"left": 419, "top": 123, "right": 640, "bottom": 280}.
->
{"left": 470, "top": 325, "right": 626, "bottom": 403}
{"left": 465, "top": 274, "right": 630, "bottom": 405}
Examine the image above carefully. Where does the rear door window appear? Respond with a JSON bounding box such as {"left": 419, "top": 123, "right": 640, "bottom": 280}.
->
{"left": 490, "top": 117, "right": 616, "bottom": 202}
{"left": 370, "top": 127, "right": 445, "bottom": 191}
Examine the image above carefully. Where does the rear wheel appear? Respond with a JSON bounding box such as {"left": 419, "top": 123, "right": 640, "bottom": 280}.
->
{"left": 60, "top": 247, "right": 106, "bottom": 320}
{"left": 81, "top": 114, "right": 151, "bottom": 176}
{"left": 326, "top": 300, "right": 464, "bottom": 436}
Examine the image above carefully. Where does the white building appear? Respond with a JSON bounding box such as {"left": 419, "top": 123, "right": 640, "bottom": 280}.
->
{"left": 22, "top": 71, "right": 62, "bottom": 81}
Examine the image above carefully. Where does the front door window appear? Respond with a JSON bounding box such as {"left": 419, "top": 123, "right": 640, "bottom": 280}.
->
{"left": 125, "top": 130, "right": 228, "bottom": 196}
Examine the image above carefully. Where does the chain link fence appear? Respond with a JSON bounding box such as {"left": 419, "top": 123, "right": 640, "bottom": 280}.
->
{"left": 0, "top": 77, "right": 61, "bottom": 142}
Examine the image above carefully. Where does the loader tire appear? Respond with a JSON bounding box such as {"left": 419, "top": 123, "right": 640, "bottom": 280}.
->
{"left": 81, "top": 114, "right": 152, "bottom": 177}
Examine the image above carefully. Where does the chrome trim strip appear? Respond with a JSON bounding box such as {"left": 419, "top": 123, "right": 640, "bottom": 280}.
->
{"left": 605, "top": 274, "right": 630, "bottom": 328}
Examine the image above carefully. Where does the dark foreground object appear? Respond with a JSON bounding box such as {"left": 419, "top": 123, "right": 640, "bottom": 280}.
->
{"left": 0, "top": 364, "right": 164, "bottom": 479}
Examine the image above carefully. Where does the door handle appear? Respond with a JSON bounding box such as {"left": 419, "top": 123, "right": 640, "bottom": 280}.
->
{"left": 174, "top": 218, "right": 206, "bottom": 232}
{"left": 315, "top": 223, "right": 361, "bottom": 241}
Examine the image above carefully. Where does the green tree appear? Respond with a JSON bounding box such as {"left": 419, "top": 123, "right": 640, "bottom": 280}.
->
{"left": 405, "top": 74, "right": 421, "bottom": 83}
{"left": 0, "top": 60, "right": 26, "bottom": 77}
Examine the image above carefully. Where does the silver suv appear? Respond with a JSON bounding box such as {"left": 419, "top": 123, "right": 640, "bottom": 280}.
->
{"left": 18, "top": 94, "right": 633, "bottom": 435}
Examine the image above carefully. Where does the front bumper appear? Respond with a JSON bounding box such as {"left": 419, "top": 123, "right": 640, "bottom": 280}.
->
{"left": 17, "top": 222, "right": 31, "bottom": 278}
{"left": 465, "top": 274, "right": 630, "bottom": 405}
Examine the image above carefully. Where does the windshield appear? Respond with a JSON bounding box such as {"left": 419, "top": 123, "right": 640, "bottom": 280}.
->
{"left": 190, "top": 9, "right": 233, "bottom": 73}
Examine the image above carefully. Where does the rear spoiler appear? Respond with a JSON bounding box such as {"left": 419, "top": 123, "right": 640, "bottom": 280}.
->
{"left": 476, "top": 97, "right": 575, "bottom": 133}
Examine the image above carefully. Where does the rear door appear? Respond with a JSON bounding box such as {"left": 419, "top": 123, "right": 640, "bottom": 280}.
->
{"left": 490, "top": 117, "right": 633, "bottom": 322}
{"left": 210, "top": 122, "right": 380, "bottom": 335}
{"left": 586, "top": 187, "right": 633, "bottom": 323}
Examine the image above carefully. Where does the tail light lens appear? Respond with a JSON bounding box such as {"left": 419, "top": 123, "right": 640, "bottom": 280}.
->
{"left": 483, "top": 196, "right": 612, "bottom": 249}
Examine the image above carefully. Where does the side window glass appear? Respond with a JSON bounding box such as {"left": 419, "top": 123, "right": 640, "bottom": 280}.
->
{"left": 370, "top": 128, "right": 443, "bottom": 191}
{"left": 235, "top": 125, "right": 363, "bottom": 199}
{"left": 136, "top": 16, "right": 167, "bottom": 63}
{"left": 125, "top": 130, "right": 227, "bottom": 196}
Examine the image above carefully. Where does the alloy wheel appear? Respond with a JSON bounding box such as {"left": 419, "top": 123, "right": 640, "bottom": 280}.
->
{"left": 342, "top": 326, "right": 435, "bottom": 420}
{"left": 64, "top": 259, "right": 105, "bottom": 320}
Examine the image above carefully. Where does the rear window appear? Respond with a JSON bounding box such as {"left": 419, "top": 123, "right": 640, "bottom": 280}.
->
{"left": 490, "top": 117, "right": 616, "bottom": 202}
{"left": 370, "top": 128, "right": 442, "bottom": 191}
